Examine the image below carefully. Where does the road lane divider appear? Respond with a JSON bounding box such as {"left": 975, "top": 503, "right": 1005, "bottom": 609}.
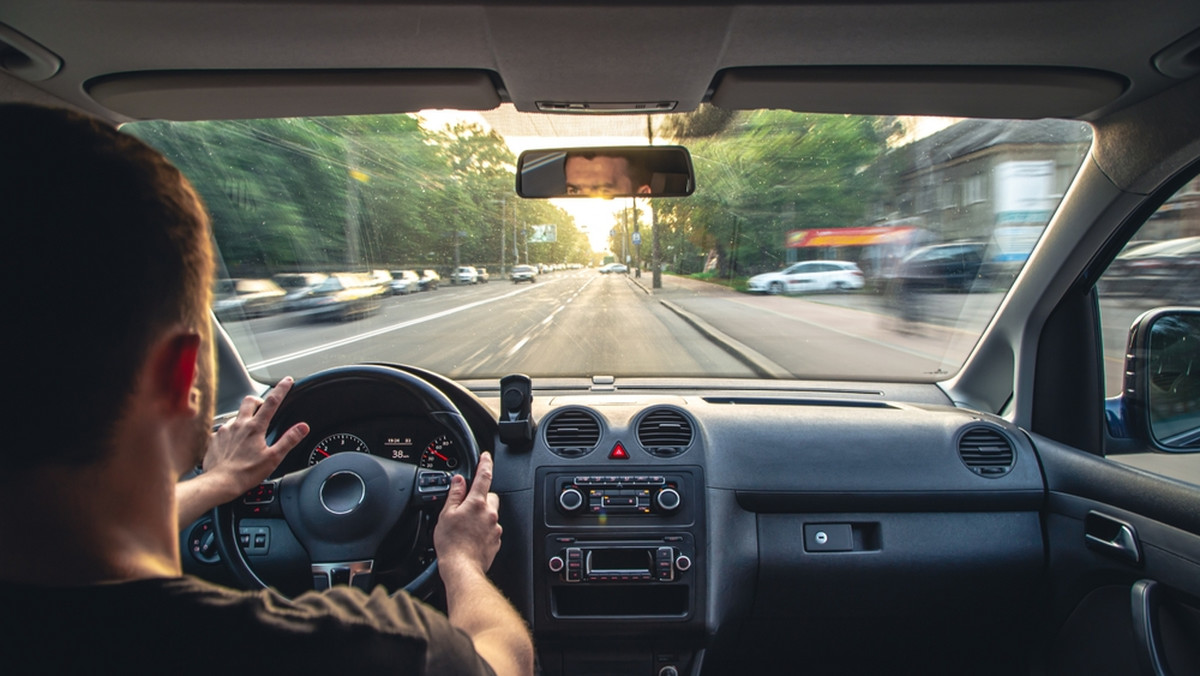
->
{"left": 247, "top": 283, "right": 544, "bottom": 370}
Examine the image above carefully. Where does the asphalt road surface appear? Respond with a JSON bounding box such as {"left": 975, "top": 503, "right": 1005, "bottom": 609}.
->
{"left": 222, "top": 270, "right": 1151, "bottom": 392}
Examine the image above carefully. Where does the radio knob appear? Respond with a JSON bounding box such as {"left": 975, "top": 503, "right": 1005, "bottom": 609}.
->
{"left": 658, "top": 667, "right": 679, "bottom": 676}
{"left": 655, "top": 487, "right": 681, "bottom": 511}
{"left": 548, "top": 556, "right": 565, "bottom": 573}
{"left": 558, "top": 487, "right": 584, "bottom": 512}
{"left": 675, "top": 554, "right": 692, "bottom": 572}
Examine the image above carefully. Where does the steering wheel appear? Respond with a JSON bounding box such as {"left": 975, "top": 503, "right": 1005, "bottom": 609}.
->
{"left": 214, "top": 364, "right": 480, "bottom": 597}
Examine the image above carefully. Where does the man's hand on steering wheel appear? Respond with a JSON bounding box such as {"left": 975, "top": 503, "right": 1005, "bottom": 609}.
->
{"left": 177, "top": 377, "right": 309, "bottom": 527}
{"left": 434, "top": 452, "right": 502, "bottom": 577}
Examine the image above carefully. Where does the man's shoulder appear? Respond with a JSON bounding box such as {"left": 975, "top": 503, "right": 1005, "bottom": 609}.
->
{"left": 0, "top": 576, "right": 494, "bottom": 675}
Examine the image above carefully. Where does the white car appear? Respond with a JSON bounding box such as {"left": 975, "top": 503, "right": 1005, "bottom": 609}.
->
{"left": 747, "top": 260, "right": 864, "bottom": 294}
{"left": 452, "top": 266, "right": 479, "bottom": 284}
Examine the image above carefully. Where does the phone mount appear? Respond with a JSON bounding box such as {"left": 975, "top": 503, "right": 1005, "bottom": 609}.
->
{"left": 498, "top": 373, "right": 535, "bottom": 450}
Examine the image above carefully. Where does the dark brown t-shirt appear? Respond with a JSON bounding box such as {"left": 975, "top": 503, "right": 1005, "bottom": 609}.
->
{"left": 0, "top": 576, "right": 496, "bottom": 675}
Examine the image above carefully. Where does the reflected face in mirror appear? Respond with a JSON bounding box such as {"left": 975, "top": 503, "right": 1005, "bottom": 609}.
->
{"left": 564, "top": 154, "right": 652, "bottom": 198}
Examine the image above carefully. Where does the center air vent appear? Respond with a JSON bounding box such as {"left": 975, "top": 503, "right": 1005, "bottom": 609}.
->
{"left": 637, "top": 408, "right": 695, "bottom": 457}
{"left": 543, "top": 408, "right": 602, "bottom": 458}
{"left": 958, "top": 427, "right": 1015, "bottom": 478}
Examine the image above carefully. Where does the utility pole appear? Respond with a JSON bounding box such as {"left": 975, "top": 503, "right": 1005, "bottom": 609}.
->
{"left": 648, "top": 114, "right": 662, "bottom": 288}
{"left": 499, "top": 196, "right": 506, "bottom": 277}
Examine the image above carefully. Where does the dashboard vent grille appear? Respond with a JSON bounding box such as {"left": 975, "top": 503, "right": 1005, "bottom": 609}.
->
{"left": 544, "top": 409, "right": 601, "bottom": 458}
{"left": 958, "top": 427, "right": 1015, "bottom": 477}
{"left": 637, "top": 408, "right": 695, "bottom": 457}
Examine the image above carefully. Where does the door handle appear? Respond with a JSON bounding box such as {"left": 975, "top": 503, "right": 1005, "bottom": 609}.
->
{"left": 1084, "top": 510, "right": 1142, "bottom": 565}
{"left": 1131, "top": 579, "right": 1173, "bottom": 676}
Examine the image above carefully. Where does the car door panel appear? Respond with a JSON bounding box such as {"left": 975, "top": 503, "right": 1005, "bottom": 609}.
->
{"left": 1034, "top": 434, "right": 1200, "bottom": 676}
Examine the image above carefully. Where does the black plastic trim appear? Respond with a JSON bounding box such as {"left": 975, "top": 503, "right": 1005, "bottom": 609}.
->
{"left": 735, "top": 489, "right": 1044, "bottom": 513}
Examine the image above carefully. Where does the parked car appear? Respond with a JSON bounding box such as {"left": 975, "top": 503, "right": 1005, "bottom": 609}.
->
{"left": 9, "top": 2, "right": 1200, "bottom": 676}
{"left": 418, "top": 269, "right": 440, "bottom": 291}
{"left": 388, "top": 269, "right": 420, "bottom": 295}
{"left": 894, "top": 242, "right": 986, "bottom": 292}
{"left": 476, "top": 267, "right": 490, "bottom": 283}
{"left": 746, "top": 260, "right": 865, "bottom": 294}
{"left": 1101, "top": 236, "right": 1200, "bottom": 302}
{"left": 510, "top": 264, "right": 537, "bottom": 283}
{"left": 453, "top": 265, "right": 479, "bottom": 285}
{"left": 272, "top": 272, "right": 328, "bottom": 311}
{"left": 211, "top": 278, "right": 285, "bottom": 321}
{"left": 291, "top": 273, "right": 383, "bottom": 322}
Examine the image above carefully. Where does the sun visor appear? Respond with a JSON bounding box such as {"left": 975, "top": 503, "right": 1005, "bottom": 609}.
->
{"left": 710, "top": 67, "right": 1128, "bottom": 119}
{"left": 87, "top": 70, "right": 502, "bottom": 120}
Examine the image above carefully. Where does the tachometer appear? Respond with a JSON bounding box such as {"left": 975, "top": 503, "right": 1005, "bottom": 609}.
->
{"left": 309, "top": 433, "right": 370, "bottom": 466}
{"left": 419, "top": 434, "right": 459, "bottom": 471}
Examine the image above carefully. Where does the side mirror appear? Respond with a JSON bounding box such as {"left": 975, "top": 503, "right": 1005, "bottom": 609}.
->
{"left": 1109, "top": 308, "right": 1200, "bottom": 450}
{"left": 516, "top": 146, "right": 695, "bottom": 198}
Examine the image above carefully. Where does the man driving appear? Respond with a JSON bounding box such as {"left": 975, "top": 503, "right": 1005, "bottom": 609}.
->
{"left": 564, "top": 151, "right": 652, "bottom": 197}
{"left": 0, "top": 103, "right": 533, "bottom": 676}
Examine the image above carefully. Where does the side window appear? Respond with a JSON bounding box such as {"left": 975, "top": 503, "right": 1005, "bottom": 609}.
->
{"left": 1098, "top": 175, "right": 1200, "bottom": 398}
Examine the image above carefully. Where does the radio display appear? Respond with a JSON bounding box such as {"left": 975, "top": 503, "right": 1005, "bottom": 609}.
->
{"left": 587, "top": 548, "right": 653, "bottom": 575}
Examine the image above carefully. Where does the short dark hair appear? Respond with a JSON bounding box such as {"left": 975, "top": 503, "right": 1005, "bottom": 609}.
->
{"left": 1, "top": 104, "right": 213, "bottom": 471}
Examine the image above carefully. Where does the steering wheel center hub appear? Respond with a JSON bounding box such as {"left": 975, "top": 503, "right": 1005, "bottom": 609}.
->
{"left": 320, "top": 471, "right": 366, "bottom": 514}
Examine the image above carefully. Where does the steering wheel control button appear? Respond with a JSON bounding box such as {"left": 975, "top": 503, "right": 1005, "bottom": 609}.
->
{"left": 242, "top": 481, "right": 277, "bottom": 505}
{"left": 319, "top": 471, "right": 367, "bottom": 515}
{"left": 417, "top": 470, "right": 453, "bottom": 505}
{"left": 238, "top": 526, "right": 270, "bottom": 555}
{"left": 804, "top": 523, "right": 854, "bottom": 552}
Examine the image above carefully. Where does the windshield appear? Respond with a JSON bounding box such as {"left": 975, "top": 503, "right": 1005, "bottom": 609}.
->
{"left": 125, "top": 106, "right": 1092, "bottom": 385}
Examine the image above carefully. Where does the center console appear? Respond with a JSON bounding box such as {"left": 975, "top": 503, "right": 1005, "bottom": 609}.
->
{"left": 534, "top": 466, "right": 705, "bottom": 676}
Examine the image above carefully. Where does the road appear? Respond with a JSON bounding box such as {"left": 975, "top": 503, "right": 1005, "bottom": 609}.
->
{"left": 222, "top": 270, "right": 1145, "bottom": 392}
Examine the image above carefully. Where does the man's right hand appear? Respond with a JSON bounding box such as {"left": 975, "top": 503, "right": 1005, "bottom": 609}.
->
{"left": 433, "top": 452, "right": 502, "bottom": 575}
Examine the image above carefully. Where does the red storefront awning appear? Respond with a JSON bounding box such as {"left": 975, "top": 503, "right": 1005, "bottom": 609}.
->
{"left": 786, "top": 226, "right": 917, "bottom": 248}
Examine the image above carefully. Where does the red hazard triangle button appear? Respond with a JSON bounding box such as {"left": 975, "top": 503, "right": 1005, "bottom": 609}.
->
{"left": 608, "top": 442, "right": 629, "bottom": 460}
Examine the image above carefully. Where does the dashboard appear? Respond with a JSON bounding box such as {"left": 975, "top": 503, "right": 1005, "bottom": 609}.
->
{"left": 185, "top": 372, "right": 1049, "bottom": 676}
{"left": 274, "top": 417, "right": 467, "bottom": 474}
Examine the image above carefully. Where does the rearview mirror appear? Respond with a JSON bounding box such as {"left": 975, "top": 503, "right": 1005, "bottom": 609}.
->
{"left": 516, "top": 146, "right": 695, "bottom": 198}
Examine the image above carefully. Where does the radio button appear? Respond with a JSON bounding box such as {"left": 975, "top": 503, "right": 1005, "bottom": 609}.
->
{"left": 655, "top": 487, "right": 682, "bottom": 511}
{"left": 558, "top": 488, "right": 584, "bottom": 512}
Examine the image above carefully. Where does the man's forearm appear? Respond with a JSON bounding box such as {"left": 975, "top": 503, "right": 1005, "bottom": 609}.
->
{"left": 440, "top": 560, "right": 534, "bottom": 676}
{"left": 175, "top": 473, "right": 239, "bottom": 528}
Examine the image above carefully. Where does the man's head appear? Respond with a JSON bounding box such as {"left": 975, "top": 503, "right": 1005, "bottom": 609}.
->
{"left": 1, "top": 104, "right": 215, "bottom": 473}
{"left": 564, "top": 152, "right": 652, "bottom": 197}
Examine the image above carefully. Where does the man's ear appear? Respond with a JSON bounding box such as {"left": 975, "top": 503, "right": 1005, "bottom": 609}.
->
{"left": 151, "top": 330, "right": 202, "bottom": 415}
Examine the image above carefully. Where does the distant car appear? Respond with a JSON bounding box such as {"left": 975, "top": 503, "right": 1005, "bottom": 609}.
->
{"left": 272, "top": 272, "right": 328, "bottom": 311}
{"left": 747, "top": 260, "right": 864, "bottom": 295}
{"left": 292, "top": 273, "right": 384, "bottom": 322}
{"left": 1101, "top": 236, "right": 1200, "bottom": 301}
{"left": 598, "top": 263, "right": 628, "bottom": 274}
{"left": 419, "top": 269, "right": 440, "bottom": 291}
{"left": 894, "top": 242, "right": 985, "bottom": 292}
{"left": 453, "top": 266, "right": 479, "bottom": 285}
{"left": 511, "top": 264, "right": 537, "bottom": 283}
{"left": 212, "top": 278, "right": 286, "bottom": 320}
{"left": 476, "top": 267, "right": 490, "bottom": 283}
{"left": 389, "top": 269, "right": 420, "bottom": 295}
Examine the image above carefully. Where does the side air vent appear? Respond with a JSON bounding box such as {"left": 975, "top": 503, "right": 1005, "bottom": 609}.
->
{"left": 958, "top": 427, "right": 1015, "bottom": 478}
{"left": 637, "top": 408, "right": 695, "bottom": 457}
{"left": 543, "top": 408, "right": 602, "bottom": 458}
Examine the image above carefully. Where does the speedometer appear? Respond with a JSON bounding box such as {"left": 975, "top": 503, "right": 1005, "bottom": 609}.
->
{"left": 419, "top": 434, "right": 459, "bottom": 471}
{"left": 309, "top": 433, "right": 370, "bottom": 466}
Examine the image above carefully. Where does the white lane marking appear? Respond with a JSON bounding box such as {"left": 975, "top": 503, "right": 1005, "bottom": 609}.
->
{"left": 506, "top": 336, "right": 530, "bottom": 357}
{"left": 247, "top": 284, "right": 543, "bottom": 370}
